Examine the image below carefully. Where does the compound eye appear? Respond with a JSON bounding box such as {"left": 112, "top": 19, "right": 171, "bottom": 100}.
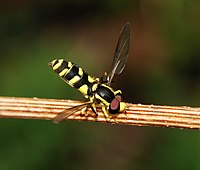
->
{"left": 109, "top": 99, "right": 120, "bottom": 114}
{"left": 115, "top": 94, "right": 124, "bottom": 102}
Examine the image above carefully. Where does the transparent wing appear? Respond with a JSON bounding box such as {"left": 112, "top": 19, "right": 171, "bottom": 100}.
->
{"left": 107, "top": 23, "right": 130, "bottom": 85}
{"left": 53, "top": 102, "right": 90, "bottom": 124}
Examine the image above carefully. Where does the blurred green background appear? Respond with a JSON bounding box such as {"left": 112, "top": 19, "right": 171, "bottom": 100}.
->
{"left": 0, "top": 0, "right": 200, "bottom": 169}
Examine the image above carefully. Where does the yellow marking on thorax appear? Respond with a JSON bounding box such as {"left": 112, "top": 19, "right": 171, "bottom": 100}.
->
{"left": 101, "top": 84, "right": 115, "bottom": 93}
{"left": 78, "top": 84, "right": 89, "bottom": 95}
{"left": 92, "top": 83, "right": 110, "bottom": 106}
{"left": 53, "top": 59, "right": 63, "bottom": 70}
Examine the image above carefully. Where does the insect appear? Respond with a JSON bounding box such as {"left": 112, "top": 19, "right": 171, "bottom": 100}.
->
{"left": 49, "top": 23, "right": 130, "bottom": 124}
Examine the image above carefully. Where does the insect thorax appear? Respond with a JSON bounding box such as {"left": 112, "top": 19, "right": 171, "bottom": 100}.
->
{"left": 91, "top": 84, "right": 123, "bottom": 108}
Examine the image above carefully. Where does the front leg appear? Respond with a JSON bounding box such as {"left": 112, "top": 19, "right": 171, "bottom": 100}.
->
{"left": 80, "top": 102, "right": 98, "bottom": 117}
{"left": 101, "top": 104, "right": 112, "bottom": 121}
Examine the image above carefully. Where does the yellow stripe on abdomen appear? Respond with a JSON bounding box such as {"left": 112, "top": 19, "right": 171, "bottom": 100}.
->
{"left": 52, "top": 59, "right": 63, "bottom": 70}
{"left": 69, "top": 76, "right": 81, "bottom": 85}
{"left": 59, "top": 68, "right": 69, "bottom": 77}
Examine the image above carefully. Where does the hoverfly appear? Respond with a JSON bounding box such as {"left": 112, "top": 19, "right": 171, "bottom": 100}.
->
{"left": 49, "top": 23, "right": 130, "bottom": 124}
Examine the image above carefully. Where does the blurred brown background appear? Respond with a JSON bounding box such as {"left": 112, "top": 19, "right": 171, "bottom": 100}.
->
{"left": 0, "top": 0, "right": 200, "bottom": 170}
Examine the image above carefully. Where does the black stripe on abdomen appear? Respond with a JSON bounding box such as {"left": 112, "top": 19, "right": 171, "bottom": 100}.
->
{"left": 62, "top": 64, "right": 79, "bottom": 81}
{"left": 74, "top": 71, "right": 91, "bottom": 89}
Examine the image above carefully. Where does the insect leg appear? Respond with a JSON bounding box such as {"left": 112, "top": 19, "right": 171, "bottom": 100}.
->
{"left": 81, "top": 106, "right": 88, "bottom": 116}
{"left": 90, "top": 103, "right": 98, "bottom": 116}
{"left": 101, "top": 105, "right": 112, "bottom": 121}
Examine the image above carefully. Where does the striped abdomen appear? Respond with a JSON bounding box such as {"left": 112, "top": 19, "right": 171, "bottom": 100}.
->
{"left": 49, "top": 59, "right": 97, "bottom": 97}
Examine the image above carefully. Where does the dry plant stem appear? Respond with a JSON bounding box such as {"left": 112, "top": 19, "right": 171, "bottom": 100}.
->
{"left": 0, "top": 96, "right": 200, "bottom": 129}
